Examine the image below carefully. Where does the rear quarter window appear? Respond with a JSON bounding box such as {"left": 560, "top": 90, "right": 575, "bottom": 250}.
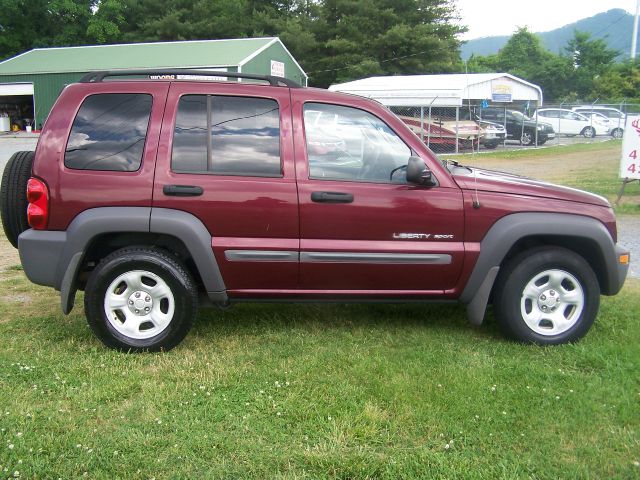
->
{"left": 64, "top": 93, "right": 153, "bottom": 171}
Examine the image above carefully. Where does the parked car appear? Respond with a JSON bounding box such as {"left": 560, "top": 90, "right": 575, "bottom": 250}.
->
{"left": 460, "top": 111, "right": 506, "bottom": 149}
{"left": 572, "top": 106, "right": 626, "bottom": 138}
{"left": 534, "top": 108, "right": 609, "bottom": 137}
{"left": 0, "top": 70, "right": 629, "bottom": 351}
{"left": 397, "top": 114, "right": 480, "bottom": 153}
{"left": 480, "top": 107, "right": 555, "bottom": 145}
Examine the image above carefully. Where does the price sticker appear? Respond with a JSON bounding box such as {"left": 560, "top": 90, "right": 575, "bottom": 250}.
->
{"left": 621, "top": 116, "right": 640, "bottom": 179}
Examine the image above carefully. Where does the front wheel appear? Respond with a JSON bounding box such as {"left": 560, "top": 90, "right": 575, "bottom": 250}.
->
{"left": 493, "top": 247, "right": 600, "bottom": 345}
{"left": 520, "top": 131, "right": 534, "bottom": 146}
{"left": 581, "top": 126, "right": 596, "bottom": 138}
{"left": 84, "top": 247, "right": 198, "bottom": 352}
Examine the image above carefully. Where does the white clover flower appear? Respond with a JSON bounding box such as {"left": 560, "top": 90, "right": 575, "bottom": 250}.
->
{"left": 444, "top": 443, "right": 450, "bottom": 449}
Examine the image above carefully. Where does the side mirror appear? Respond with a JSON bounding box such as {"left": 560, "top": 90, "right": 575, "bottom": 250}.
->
{"left": 406, "top": 156, "right": 436, "bottom": 186}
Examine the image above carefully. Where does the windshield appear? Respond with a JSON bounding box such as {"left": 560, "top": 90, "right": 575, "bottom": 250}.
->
{"left": 511, "top": 110, "right": 532, "bottom": 121}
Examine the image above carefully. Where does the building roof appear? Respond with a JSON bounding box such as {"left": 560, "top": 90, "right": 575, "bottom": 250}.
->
{"left": 0, "top": 37, "right": 290, "bottom": 75}
{"left": 329, "top": 73, "right": 543, "bottom": 106}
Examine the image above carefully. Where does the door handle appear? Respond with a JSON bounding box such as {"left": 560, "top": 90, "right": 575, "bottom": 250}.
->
{"left": 311, "top": 191, "right": 354, "bottom": 203}
{"left": 163, "top": 185, "right": 203, "bottom": 197}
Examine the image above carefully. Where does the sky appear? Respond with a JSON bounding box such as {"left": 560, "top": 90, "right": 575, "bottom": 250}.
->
{"left": 455, "top": 0, "right": 638, "bottom": 40}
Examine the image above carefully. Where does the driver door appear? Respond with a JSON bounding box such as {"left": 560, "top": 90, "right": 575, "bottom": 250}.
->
{"left": 293, "top": 97, "right": 465, "bottom": 294}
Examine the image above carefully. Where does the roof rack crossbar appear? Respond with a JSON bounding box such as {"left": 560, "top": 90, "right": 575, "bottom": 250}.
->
{"left": 79, "top": 70, "right": 302, "bottom": 88}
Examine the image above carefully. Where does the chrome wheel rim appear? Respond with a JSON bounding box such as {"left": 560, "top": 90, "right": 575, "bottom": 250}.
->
{"left": 103, "top": 270, "right": 175, "bottom": 340}
{"left": 521, "top": 133, "right": 532, "bottom": 145}
{"left": 520, "top": 269, "right": 584, "bottom": 336}
{"left": 613, "top": 128, "right": 623, "bottom": 139}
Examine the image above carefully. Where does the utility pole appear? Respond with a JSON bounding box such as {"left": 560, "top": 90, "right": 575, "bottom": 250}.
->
{"left": 632, "top": 0, "right": 640, "bottom": 59}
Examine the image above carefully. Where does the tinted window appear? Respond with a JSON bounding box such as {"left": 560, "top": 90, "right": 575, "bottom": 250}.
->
{"left": 65, "top": 94, "right": 152, "bottom": 171}
{"left": 172, "top": 95, "right": 281, "bottom": 176}
{"left": 304, "top": 103, "right": 411, "bottom": 183}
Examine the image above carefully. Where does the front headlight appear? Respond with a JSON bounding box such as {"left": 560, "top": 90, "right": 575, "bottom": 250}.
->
{"left": 537, "top": 125, "right": 544, "bottom": 131}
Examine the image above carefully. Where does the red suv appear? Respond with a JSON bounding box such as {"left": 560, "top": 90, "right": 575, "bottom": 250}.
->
{"left": 0, "top": 70, "right": 630, "bottom": 351}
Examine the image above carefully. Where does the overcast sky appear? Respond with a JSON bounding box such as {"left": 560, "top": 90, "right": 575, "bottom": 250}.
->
{"left": 455, "top": 0, "right": 638, "bottom": 40}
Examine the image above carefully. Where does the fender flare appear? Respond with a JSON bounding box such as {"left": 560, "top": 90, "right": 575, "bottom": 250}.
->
{"left": 53, "top": 207, "right": 226, "bottom": 314}
{"left": 461, "top": 212, "right": 620, "bottom": 326}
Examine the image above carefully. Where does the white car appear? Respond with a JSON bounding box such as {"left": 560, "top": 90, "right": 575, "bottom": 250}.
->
{"left": 534, "top": 108, "right": 609, "bottom": 137}
{"left": 572, "top": 106, "right": 625, "bottom": 138}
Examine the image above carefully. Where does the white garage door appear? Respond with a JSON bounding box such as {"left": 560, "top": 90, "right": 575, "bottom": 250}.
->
{"left": 0, "top": 83, "right": 34, "bottom": 96}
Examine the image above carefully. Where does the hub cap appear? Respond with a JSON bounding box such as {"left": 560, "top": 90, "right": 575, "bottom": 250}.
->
{"left": 104, "top": 270, "right": 175, "bottom": 340}
{"left": 520, "top": 269, "right": 585, "bottom": 336}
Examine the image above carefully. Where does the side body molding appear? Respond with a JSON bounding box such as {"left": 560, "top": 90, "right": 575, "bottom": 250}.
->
{"left": 461, "top": 212, "right": 623, "bottom": 325}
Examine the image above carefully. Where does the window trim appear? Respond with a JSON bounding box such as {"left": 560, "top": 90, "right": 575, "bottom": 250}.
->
{"left": 64, "top": 92, "right": 153, "bottom": 173}
{"left": 171, "top": 93, "right": 283, "bottom": 178}
{"left": 302, "top": 101, "right": 413, "bottom": 185}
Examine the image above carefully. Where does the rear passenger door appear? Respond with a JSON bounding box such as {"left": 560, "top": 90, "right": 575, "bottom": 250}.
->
{"left": 153, "top": 82, "right": 298, "bottom": 293}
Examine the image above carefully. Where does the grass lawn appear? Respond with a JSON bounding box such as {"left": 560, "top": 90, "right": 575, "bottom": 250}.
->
{"left": 1, "top": 142, "right": 639, "bottom": 478}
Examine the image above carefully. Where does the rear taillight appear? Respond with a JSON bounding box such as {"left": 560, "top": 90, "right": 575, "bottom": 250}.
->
{"left": 26, "top": 178, "right": 49, "bottom": 230}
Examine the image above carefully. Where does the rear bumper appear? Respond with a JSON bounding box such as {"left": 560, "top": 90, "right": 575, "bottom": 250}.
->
{"left": 18, "top": 229, "right": 67, "bottom": 290}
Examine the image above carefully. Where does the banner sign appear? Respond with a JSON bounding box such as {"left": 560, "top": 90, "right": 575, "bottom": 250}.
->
{"left": 270, "top": 60, "right": 285, "bottom": 77}
{"left": 491, "top": 83, "right": 512, "bottom": 103}
{"left": 620, "top": 115, "right": 640, "bottom": 179}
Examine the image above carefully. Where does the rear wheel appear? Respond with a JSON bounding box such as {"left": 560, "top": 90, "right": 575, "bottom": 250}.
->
{"left": 493, "top": 247, "right": 600, "bottom": 345}
{"left": 84, "top": 247, "right": 198, "bottom": 352}
{"left": 1, "top": 151, "right": 34, "bottom": 248}
{"left": 611, "top": 128, "right": 623, "bottom": 139}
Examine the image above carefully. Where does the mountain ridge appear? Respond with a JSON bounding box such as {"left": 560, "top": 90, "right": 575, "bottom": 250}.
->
{"left": 460, "top": 9, "right": 637, "bottom": 60}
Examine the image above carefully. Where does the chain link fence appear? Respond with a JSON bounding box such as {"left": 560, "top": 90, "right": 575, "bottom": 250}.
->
{"left": 390, "top": 102, "right": 640, "bottom": 154}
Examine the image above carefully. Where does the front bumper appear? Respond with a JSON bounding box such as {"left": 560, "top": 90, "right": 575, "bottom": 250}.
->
{"left": 610, "top": 244, "right": 630, "bottom": 295}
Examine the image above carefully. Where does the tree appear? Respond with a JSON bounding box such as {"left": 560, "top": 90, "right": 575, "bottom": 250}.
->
{"left": 565, "top": 31, "right": 619, "bottom": 99}
{"left": 592, "top": 60, "right": 640, "bottom": 102}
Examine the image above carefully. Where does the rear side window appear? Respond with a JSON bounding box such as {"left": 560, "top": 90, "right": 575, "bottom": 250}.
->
{"left": 65, "top": 93, "right": 152, "bottom": 171}
{"left": 172, "top": 95, "right": 281, "bottom": 177}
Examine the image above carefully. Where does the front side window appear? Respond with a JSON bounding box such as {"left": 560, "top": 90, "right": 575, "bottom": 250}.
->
{"left": 172, "top": 95, "right": 281, "bottom": 176}
{"left": 303, "top": 103, "right": 411, "bottom": 183}
{"left": 65, "top": 93, "right": 152, "bottom": 171}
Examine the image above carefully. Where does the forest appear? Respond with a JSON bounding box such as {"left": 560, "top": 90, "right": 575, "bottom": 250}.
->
{"left": 0, "top": 0, "right": 638, "bottom": 101}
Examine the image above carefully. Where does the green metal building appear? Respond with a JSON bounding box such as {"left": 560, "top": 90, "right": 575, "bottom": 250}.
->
{"left": 0, "top": 37, "right": 307, "bottom": 130}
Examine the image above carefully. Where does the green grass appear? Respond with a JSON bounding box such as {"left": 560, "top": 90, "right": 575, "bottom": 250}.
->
{"left": 0, "top": 272, "right": 639, "bottom": 478}
{"left": 450, "top": 139, "right": 621, "bottom": 161}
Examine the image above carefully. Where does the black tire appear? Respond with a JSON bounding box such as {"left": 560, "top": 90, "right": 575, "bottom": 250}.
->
{"left": 611, "top": 128, "right": 623, "bottom": 139}
{"left": 84, "top": 247, "right": 198, "bottom": 352}
{"left": 1, "top": 151, "right": 34, "bottom": 248}
{"left": 493, "top": 247, "right": 600, "bottom": 345}
{"left": 581, "top": 126, "right": 596, "bottom": 138}
{"left": 520, "top": 131, "right": 534, "bottom": 146}
{"left": 483, "top": 141, "right": 498, "bottom": 150}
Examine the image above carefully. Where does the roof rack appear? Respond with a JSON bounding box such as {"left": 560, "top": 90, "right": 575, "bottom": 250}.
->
{"left": 79, "top": 70, "right": 302, "bottom": 88}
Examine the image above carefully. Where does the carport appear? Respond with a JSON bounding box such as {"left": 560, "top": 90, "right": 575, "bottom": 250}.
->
{"left": 329, "top": 73, "right": 544, "bottom": 152}
{"left": 329, "top": 73, "right": 543, "bottom": 108}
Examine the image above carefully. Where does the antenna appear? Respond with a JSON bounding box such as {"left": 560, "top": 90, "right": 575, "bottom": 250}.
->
{"left": 464, "top": 60, "right": 481, "bottom": 208}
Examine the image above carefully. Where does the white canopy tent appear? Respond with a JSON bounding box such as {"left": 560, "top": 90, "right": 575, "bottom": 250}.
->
{"left": 329, "top": 73, "right": 543, "bottom": 107}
